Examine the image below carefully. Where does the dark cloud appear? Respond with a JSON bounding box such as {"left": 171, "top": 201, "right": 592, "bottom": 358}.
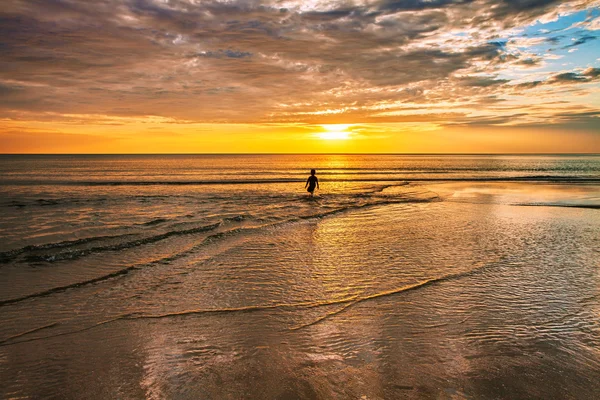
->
{"left": 582, "top": 67, "right": 600, "bottom": 78}
{"left": 500, "top": 0, "right": 560, "bottom": 11}
{"left": 476, "top": 95, "right": 507, "bottom": 104}
{"left": 512, "top": 67, "right": 600, "bottom": 89}
{"left": 546, "top": 110, "right": 600, "bottom": 130}
{"left": 444, "top": 113, "right": 530, "bottom": 126}
{"left": 549, "top": 72, "right": 588, "bottom": 83}
{"left": 515, "top": 80, "right": 543, "bottom": 89}
{"left": 547, "top": 68, "right": 600, "bottom": 84}
{"left": 514, "top": 57, "right": 542, "bottom": 67}
{"left": 0, "top": 82, "right": 25, "bottom": 96}
{"left": 458, "top": 77, "right": 510, "bottom": 87}
{"left": 192, "top": 50, "right": 253, "bottom": 59}
{"left": 375, "top": 0, "right": 476, "bottom": 13}
{"left": 563, "top": 34, "right": 597, "bottom": 48}
{"left": 555, "top": 110, "right": 600, "bottom": 117}
{"left": 545, "top": 35, "right": 563, "bottom": 44}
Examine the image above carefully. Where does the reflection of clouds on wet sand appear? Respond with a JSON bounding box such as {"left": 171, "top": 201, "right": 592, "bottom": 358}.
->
{"left": 431, "top": 182, "right": 600, "bottom": 208}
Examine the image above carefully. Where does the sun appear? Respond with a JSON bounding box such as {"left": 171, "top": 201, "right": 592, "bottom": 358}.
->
{"left": 318, "top": 124, "right": 352, "bottom": 140}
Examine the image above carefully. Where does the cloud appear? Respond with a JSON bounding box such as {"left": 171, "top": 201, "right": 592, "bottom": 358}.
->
{"left": 514, "top": 56, "right": 543, "bottom": 67}
{"left": 571, "top": 15, "right": 600, "bottom": 31}
{"left": 582, "top": 67, "right": 600, "bottom": 78}
{"left": 445, "top": 113, "right": 530, "bottom": 126}
{"left": 457, "top": 76, "right": 510, "bottom": 87}
{"left": 547, "top": 67, "right": 600, "bottom": 83}
{"left": 513, "top": 67, "right": 600, "bottom": 87}
{"left": 0, "top": 0, "right": 598, "bottom": 129}
{"left": 545, "top": 35, "right": 564, "bottom": 44}
{"left": 563, "top": 34, "right": 597, "bottom": 48}
{"left": 0, "top": 82, "right": 25, "bottom": 96}
{"left": 192, "top": 50, "right": 253, "bottom": 59}
{"left": 548, "top": 72, "right": 588, "bottom": 82}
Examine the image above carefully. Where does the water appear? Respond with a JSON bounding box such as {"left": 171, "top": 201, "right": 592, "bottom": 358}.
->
{"left": 0, "top": 154, "right": 599, "bottom": 399}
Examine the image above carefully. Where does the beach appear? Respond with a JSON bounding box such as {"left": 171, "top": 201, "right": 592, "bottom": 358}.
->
{"left": 1, "top": 154, "right": 599, "bottom": 399}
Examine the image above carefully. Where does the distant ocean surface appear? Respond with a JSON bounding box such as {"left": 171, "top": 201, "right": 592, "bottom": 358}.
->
{"left": 1, "top": 154, "right": 599, "bottom": 399}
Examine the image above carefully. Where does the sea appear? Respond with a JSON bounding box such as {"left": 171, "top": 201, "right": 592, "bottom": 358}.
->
{"left": 0, "top": 154, "right": 599, "bottom": 399}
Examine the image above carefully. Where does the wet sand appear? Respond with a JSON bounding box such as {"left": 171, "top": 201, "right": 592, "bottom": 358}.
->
{"left": 2, "top": 186, "right": 599, "bottom": 399}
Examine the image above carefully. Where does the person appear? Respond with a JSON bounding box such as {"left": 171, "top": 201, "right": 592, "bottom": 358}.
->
{"left": 305, "top": 169, "right": 319, "bottom": 197}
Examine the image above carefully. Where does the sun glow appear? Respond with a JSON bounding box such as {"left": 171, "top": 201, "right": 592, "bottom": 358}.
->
{"left": 318, "top": 124, "right": 352, "bottom": 140}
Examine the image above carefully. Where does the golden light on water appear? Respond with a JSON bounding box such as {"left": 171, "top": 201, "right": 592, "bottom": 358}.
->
{"left": 318, "top": 124, "right": 352, "bottom": 140}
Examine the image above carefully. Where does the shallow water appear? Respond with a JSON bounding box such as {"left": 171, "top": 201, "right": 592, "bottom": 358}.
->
{"left": 0, "top": 155, "right": 599, "bottom": 399}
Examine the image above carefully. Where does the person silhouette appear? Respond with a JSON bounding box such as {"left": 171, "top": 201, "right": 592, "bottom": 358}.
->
{"left": 305, "top": 169, "right": 319, "bottom": 197}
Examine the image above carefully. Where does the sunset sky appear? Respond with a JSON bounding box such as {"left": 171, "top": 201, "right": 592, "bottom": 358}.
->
{"left": 1, "top": 0, "right": 599, "bottom": 153}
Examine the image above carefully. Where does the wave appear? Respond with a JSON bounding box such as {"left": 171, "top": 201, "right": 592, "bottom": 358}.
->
{"left": 0, "top": 233, "right": 137, "bottom": 264}
{"left": 0, "top": 323, "right": 59, "bottom": 344}
{"left": 124, "top": 257, "right": 502, "bottom": 328}
{"left": 514, "top": 203, "right": 600, "bottom": 210}
{"left": 0, "top": 315, "right": 130, "bottom": 347}
{"left": 0, "top": 194, "right": 206, "bottom": 209}
{"left": 4, "top": 176, "right": 599, "bottom": 186}
{"left": 142, "top": 218, "right": 169, "bottom": 226}
{"left": 0, "top": 229, "right": 232, "bottom": 307}
{"left": 0, "top": 226, "right": 255, "bottom": 307}
{"left": 23, "top": 222, "right": 222, "bottom": 263}
{"left": 0, "top": 196, "right": 439, "bottom": 307}
{"left": 0, "top": 265, "right": 140, "bottom": 307}
{"left": 0, "top": 257, "right": 506, "bottom": 347}
{"left": 0, "top": 223, "right": 241, "bottom": 306}
{"left": 296, "top": 198, "right": 438, "bottom": 221}
{"left": 4, "top": 189, "right": 435, "bottom": 265}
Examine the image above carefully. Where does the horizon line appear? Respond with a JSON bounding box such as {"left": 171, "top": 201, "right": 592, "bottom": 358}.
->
{"left": 1, "top": 153, "right": 599, "bottom": 156}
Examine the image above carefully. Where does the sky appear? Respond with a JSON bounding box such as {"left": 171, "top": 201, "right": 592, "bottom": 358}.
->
{"left": 1, "top": 0, "right": 599, "bottom": 153}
